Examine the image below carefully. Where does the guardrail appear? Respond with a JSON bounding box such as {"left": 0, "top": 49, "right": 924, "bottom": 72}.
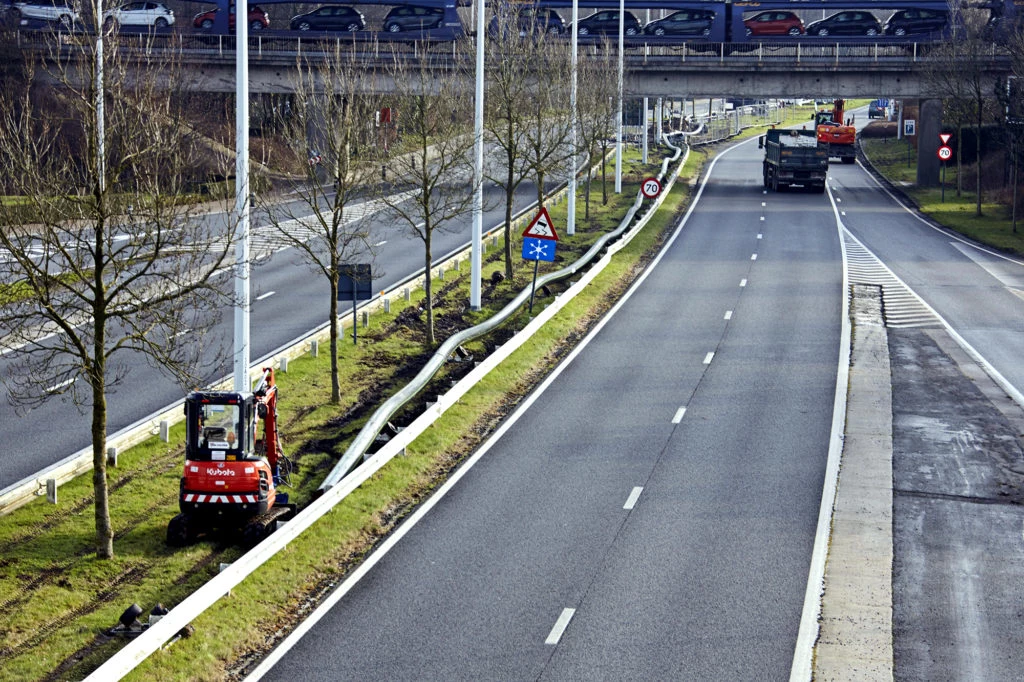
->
{"left": 86, "top": 132, "right": 689, "bottom": 682}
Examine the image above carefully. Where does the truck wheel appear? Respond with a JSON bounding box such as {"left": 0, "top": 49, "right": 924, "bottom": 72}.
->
{"left": 815, "top": 183, "right": 826, "bottom": 194}
{"left": 842, "top": 156, "right": 855, "bottom": 165}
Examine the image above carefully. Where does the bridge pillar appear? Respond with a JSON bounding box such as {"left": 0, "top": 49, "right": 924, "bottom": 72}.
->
{"left": 916, "top": 98, "right": 942, "bottom": 187}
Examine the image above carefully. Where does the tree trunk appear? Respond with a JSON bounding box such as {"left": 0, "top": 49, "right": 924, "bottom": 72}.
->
{"left": 976, "top": 105, "right": 983, "bottom": 217}
{"left": 424, "top": 230, "right": 434, "bottom": 346}
{"left": 329, "top": 269, "right": 340, "bottom": 404}
{"left": 91, "top": 340, "right": 113, "bottom": 558}
{"left": 504, "top": 169, "right": 515, "bottom": 280}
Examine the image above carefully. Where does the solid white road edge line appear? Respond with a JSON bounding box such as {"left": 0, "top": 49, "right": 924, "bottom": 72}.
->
{"left": 545, "top": 608, "right": 576, "bottom": 645}
{"left": 789, "top": 183, "right": 852, "bottom": 682}
{"left": 244, "top": 134, "right": 756, "bottom": 682}
{"left": 255, "top": 291, "right": 275, "bottom": 301}
{"left": 623, "top": 487, "right": 643, "bottom": 510}
{"left": 671, "top": 407, "right": 687, "bottom": 424}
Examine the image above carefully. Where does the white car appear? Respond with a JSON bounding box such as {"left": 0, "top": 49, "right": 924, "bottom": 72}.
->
{"left": 10, "top": 0, "right": 79, "bottom": 27}
{"left": 103, "top": 1, "right": 175, "bottom": 28}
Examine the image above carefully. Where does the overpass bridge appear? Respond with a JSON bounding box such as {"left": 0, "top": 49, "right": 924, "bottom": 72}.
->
{"left": 11, "top": 28, "right": 1012, "bottom": 184}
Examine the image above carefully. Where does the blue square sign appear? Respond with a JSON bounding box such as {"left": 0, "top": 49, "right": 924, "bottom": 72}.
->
{"left": 522, "top": 237, "right": 556, "bottom": 262}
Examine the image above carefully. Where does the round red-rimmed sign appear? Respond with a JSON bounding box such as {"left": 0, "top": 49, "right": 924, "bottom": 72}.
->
{"left": 641, "top": 177, "right": 662, "bottom": 199}
{"left": 938, "top": 145, "right": 952, "bottom": 161}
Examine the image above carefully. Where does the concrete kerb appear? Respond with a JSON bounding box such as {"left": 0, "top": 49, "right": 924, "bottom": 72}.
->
{"left": 813, "top": 284, "right": 895, "bottom": 680}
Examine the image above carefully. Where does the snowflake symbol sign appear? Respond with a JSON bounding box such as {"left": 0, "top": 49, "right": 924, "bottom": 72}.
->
{"left": 522, "top": 237, "right": 556, "bottom": 263}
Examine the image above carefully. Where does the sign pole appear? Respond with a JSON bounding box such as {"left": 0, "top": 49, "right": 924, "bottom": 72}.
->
{"left": 528, "top": 259, "right": 540, "bottom": 314}
{"left": 352, "top": 289, "right": 358, "bottom": 345}
{"left": 942, "top": 160, "right": 945, "bottom": 203}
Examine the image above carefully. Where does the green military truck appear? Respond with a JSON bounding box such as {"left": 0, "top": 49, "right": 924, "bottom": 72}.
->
{"left": 758, "top": 128, "right": 828, "bottom": 193}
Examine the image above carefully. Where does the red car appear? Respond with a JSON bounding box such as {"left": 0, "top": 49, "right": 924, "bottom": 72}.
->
{"left": 193, "top": 4, "right": 268, "bottom": 31}
{"left": 744, "top": 10, "right": 803, "bottom": 36}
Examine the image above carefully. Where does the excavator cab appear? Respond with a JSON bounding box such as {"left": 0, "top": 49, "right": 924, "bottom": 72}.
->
{"left": 167, "top": 369, "right": 295, "bottom": 547}
{"left": 187, "top": 392, "right": 255, "bottom": 461}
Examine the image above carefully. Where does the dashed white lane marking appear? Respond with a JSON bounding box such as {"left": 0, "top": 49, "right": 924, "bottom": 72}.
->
{"left": 761, "top": 202, "right": 766, "bottom": 207}
{"left": 546, "top": 608, "right": 576, "bottom": 645}
{"left": 760, "top": 216, "right": 765, "bottom": 221}
{"left": 703, "top": 352, "right": 715, "bottom": 365}
{"left": 624, "top": 487, "right": 643, "bottom": 510}
{"left": 374, "top": 240, "right": 388, "bottom": 247}
{"left": 757, "top": 233, "right": 763, "bottom": 240}
{"left": 171, "top": 329, "right": 192, "bottom": 340}
{"left": 255, "top": 291, "right": 275, "bottom": 301}
{"left": 841, "top": 211, "right": 846, "bottom": 216}
{"left": 46, "top": 378, "right": 74, "bottom": 393}
{"left": 836, "top": 197, "right": 842, "bottom": 203}
{"left": 740, "top": 279, "right": 747, "bottom": 287}
{"left": 672, "top": 406, "right": 687, "bottom": 424}
{"left": 724, "top": 310, "right": 733, "bottom": 320}
{"left": 751, "top": 254, "right": 758, "bottom": 261}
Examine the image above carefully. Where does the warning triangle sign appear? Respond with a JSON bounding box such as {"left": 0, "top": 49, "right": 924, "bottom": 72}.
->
{"left": 939, "top": 133, "right": 952, "bottom": 144}
{"left": 522, "top": 206, "right": 559, "bottom": 241}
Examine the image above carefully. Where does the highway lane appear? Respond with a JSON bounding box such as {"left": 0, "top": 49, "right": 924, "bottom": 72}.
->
{"left": 829, "top": 162, "right": 1024, "bottom": 395}
{"left": 823, "top": 160, "right": 1024, "bottom": 680}
{"left": 254, "top": 138, "right": 843, "bottom": 679}
{"left": 0, "top": 180, "right": 543, "bottom": 489}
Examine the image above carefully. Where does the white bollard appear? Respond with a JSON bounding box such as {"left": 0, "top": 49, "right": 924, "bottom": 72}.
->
{"left": 46, "top": 479, "right": 57, "bottom": 504}
{"left": 107, "top": 446, "right": 118, "bottom": 467}
{"left": 404, "top": 287, "right": 411, "bottom": 301}
{"left": 384, "top": 298, "right": 391, "bottom": 314}
{"left": 280, "top": 356, "right": 288, "bottom": 373}
{"left": 160, "top": 420, "right": 170, "bottom": 443}
{"left": 362, "top": 311, "right": 369, "bottom": 327}
{"left": 310, "top": 339, "right": 318, "bottom": 358}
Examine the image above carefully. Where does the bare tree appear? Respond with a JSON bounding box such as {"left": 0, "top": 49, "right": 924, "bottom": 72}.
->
{"left": 927, "top": 5, "right": 1004, "bottom": 215}
{"left": 520, "top": 35, "right": 575, "bottom": 216}
{"left": 259, "top": 46, "right": 383, "bottom": 403}
{"left": 575, "top": 41, "right": 619, "bottom": 216}
{"left": 484, "top": 9, "right": 543, "bottom": 279}
{"left": 376, "top": 44, "right": 475, "bottom": 346}
{"left": 0, "top": 33, "right": 234, "bottom": 558}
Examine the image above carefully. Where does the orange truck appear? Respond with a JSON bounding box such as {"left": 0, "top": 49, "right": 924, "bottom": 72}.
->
{"left": 815, "top": 99, "right": 857, "bottom": 165}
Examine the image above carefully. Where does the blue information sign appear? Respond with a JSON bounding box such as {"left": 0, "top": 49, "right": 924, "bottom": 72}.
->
{"left": 522, "top": 237, "right": 556, "bottom": 262}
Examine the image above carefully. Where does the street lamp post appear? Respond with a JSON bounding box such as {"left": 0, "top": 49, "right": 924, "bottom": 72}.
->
{"left": 234, "top": 3, "right": 251, "bottom": 392}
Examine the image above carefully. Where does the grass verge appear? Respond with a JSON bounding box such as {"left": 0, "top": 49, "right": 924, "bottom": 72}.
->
{"left": 861, "top": 137, "right": 1024, "bottom": 256}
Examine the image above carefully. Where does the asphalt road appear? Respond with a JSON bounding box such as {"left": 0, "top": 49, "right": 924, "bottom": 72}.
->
{"left": 256, "top": 136, "right": 844, "bottom": 679}
{"left": 0, "top": 179, "right": 545, "bottom": 489}
{"left": 824, "top": 157, "right": 1024, "bottom": 680}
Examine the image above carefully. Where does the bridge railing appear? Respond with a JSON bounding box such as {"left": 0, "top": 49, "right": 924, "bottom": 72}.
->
{"left": 8, "top": 28, "right": 1011, "bottom": 67}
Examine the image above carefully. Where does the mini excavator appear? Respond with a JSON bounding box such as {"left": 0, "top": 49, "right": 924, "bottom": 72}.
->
{"left": 167, "top": 368, "right": 295, "bottom": 547}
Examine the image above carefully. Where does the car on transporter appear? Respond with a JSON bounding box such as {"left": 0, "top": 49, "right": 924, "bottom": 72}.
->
{"left": 289, "top": 5, "right": 364, "bottom": 31}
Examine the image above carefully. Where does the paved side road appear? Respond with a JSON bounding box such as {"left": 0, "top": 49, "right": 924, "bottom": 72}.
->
{"left": 815, "top": 286, "right": 1024, "bottom": 680}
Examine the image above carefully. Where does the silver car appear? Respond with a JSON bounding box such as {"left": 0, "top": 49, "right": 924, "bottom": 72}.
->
{"left": 103, "top": 1, "right": 175, "bottom": 28}
{"left": 11, "top": 0, "right": 79, "bottom": 27}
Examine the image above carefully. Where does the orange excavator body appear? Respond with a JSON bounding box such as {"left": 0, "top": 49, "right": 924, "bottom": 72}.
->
{"left": 815, "top": 99, "right": 857, "bottom": 164}
{"left": 167, "top": 367, "right": 295, "bottom": 546}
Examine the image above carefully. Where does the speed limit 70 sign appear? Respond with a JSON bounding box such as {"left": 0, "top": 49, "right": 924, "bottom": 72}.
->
{"left": 938, "top": 145, "right": 952, "bottom": 161}
{"left": 641, "top": 177, "right": 662, "bottom": 199}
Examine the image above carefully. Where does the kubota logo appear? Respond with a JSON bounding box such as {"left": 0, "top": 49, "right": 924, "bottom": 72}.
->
{"left": 206, "top": 468, "right": 236, "bottom": 476}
